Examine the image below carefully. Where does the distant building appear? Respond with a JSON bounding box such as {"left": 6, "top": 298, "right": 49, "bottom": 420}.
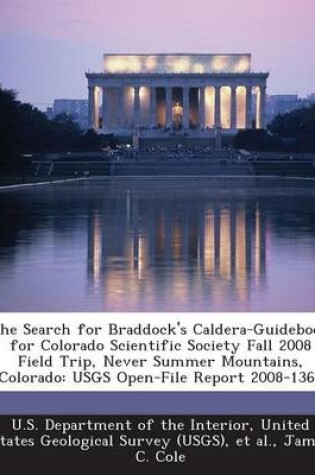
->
{"left": 45, "top": 106, "right": 54, "bottom": 121}
{"left": 46, "top": 99, "right": 89, "bottom": 129}
{"left": 266, "top": 94, "right": 315, "bottom": 124}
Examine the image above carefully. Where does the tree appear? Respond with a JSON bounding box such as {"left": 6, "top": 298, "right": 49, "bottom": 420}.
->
{"left": 0, "top": 88, "right": 21, "bottom": 167}
{"left": 234, "top": 105, "right": 315, "bottom": 152}
{"left": 269, "top": 105, "right": 315, "bottom": 151}
{"left": 234, "top": 129, "right": 281, "bottom": 151}
{"left": 50, "top": 113, "right": 82, "bottom": 151}
{"left": 0, "top": 86, "right": 105, "bottom": 170}
{"left": 18, "top": 102, "right": 54, "bottom": 153}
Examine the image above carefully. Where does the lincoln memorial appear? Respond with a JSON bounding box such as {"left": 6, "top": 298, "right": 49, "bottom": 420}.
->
{"left": 86, "top": 54, "right": 269, "bottom": 135}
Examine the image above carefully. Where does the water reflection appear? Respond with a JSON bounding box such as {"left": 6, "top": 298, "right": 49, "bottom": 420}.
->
{"left": 87, "top": 188, "right": 267, "bottom": 310}
{"left": 0, "top": 178, "right": 314, "bottom": 311}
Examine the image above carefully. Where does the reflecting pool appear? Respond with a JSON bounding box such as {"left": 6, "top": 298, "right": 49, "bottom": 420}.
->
{"left": 0, "top": 177, "right": 314, "bottom": 311}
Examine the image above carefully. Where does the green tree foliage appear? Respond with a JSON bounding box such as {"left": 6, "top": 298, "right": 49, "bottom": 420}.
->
{"left": 269, "top": 105, "right": 315, "bottom": 151}
{"left": 18, "top": 102, "right": 54, "bottom": 154}
{"left": 234, "top": 129, "right": 281, "bottom": 151}
{"left": 0, "top": 86, "right": 103, "bottom": 169}
{"left": 50, "top": 113, "right": 82, "bottom": 151}
{"left": 0, "top": 88, "right": 21, "bottom": 166}
{"left": 234, "top": 105, "right": 315, "bottom": 152}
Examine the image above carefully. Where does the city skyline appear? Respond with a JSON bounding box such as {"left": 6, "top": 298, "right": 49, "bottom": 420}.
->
{"left": 1, "top": 0, "right": 314, "bottom": 110}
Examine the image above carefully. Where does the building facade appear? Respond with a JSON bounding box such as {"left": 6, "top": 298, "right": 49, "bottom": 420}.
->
{"left": 86, "top": 54, "right": 269, "bottom": 134}
{"left": 48, "top": 99, "right": 89, "bottom": 129}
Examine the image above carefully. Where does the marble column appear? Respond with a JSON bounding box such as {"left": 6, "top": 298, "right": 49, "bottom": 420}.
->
{"left": 118, "top": 87, "right": 124, "bottom": 127}
{"left": 246, "top": 86, "right": 252, "bottom": 129}
{"left": 260, "top": 86, "right": 267, "bottom": 129}
{"left": 165, "top": 87, "right": 172, "bottom": 128}
{"left": 150, "top": 87, "right": 157, "bottom": 128}
{"left": 230, "top": 86, "right": 237, "bottom": 130}
{"left": 133, "top": 86, "right": 140, "bottom": 127}
{"left": 102, "top": 87, "right": 107, "bottom": 130}
{"left": 183, "top": 87, "right": 189, "bottom": 128}
{"left": 214, "top": 86, "right": 221, "bottom": 128}
{"left": 199, "top": 87, "right": 205, "bottom": 129}
{"left": 88, "top": 86, "right": 96, "bottom": 129}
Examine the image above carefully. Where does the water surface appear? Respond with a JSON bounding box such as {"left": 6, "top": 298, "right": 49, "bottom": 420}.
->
{"left": 0, "top": 177, "right": 314, "bottom": 311}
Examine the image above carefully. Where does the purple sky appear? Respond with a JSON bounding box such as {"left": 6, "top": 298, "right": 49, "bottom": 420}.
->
{"left": 1, "top": 0, "right": 314, "bottom": 110}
